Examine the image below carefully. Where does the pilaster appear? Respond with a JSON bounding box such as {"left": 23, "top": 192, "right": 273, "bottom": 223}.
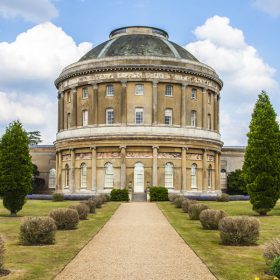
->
{"left": 181, "top": 83, "right": 187, "bottom": 127}
{"left": 152, "top": 80, "right": 158, "bottom": 125}
{"left": 92, "top": 83, "right": 98, "bottom": 125}
{"left": 215, "top": 151, "right": 220, "bottom": 190}
{"left": 121, "top": 80, "right": 127, "bottom": 125}
{"left": 202, "top": 149, "right": 208, "bottom": 192}
{"left": 71, "top": 86, "right": 77, "bottom": 128}
{"left": 120, "top": 146, "right": 126, "bottom": 189}
{"left": 181, "top": 147, "right": 187, "bottom": 192}
{"left": 152, "top": 146, "right": 159, "bottom": 186}
{"left": 91, "top": 146, "right": 97, "bottom": 193}
{"left": 70, "top": 149, "right": 75, "bottom": 193}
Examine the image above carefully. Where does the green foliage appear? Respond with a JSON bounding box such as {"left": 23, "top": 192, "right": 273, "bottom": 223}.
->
{"left": 19, "top": 217, "right": 57, "bottom": 245}
{"left": 188, "top": 203, "right": 209, "bottom": 220}
{"left": 110, "top": 189, "right": 129, "bottom": 201}
{"left": 181, "top": 199, "right": 198, "bottom": 213}
{"left": 270, "top": 256, "right": 280, "bottom": 278}
{"left": 243, "top": 91, "right": 280, "bottom": 215}
{"left": 52, "top": 193, "right": 64, "bottom": 202}
{"left": 0, "top": 121, "right": 33, "bottom": 215}
{"left": 264, "top": 237, "right": 280, "bottom": 265}
{"left": 227, "top": 169, "right": 247, "bottom": 195}
{"left": 168, "top": 194, "right": 179, "bottom": 202}
{"left": 0, "top": 235, "right": 4, "bottom": 270}
{"left": 199, "top": 209, "right": 227, "bottom": 230}
{"left": 69, "top": 204, "right": 89, "bottom": 220}
{"left": 216, "top": 193, "right": 230, "bottom": 202}
{"left": 49, "top": 208, "right": 79, "bottom": 230}
{"left": 173, "top": 196, "right": 185, "bottom": 208}
{"left": 149, "top": 186, "right": 168, "bottom": 201}
{"left": 27, "top": 131, "right": 42, "bottom": 145}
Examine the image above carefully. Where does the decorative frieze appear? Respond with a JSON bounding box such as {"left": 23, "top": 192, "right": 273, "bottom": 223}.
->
{"left": 158, "top": 152, "right": 181, "bottom": 159}
{"left": 187, "top": 153, "right": 202, "bottom": 160}
{"left": 75, "top": 153, "right": 92, "bottom": 160}
{"left": 97, "top": 152, "right": 121, "bottom": 159}
{"left": 207, "top": 155, "right": 215, "bottom": 162}
{"left": 126, "top": 152, "right": 152, "bottom": 158}
{"left": 62, "top": 154, "right": 71, "bottom": 161}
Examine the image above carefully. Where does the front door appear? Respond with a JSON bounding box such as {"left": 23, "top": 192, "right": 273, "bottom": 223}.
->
{"left": 134, "top": 162, "right": 144, "bottom": 192}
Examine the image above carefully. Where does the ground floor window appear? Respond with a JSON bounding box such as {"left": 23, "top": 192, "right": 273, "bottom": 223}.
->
{"left": 48, "top": 168, "right": 56, "bottom": 189}
{"left": 104, "top": 162, "right": 114, "bottom": 188}
{"left": 165, "top": 162, "right": 174, "bottom": 188}
{"left": 191, "top": 163, "right": 197, "bottom": 188}
{"left": 80, "top": 163, "right": 87, "bottom": 188}
{"left": 65, "top": 164, "right": 69, "bottom": 188}
{"left": 134, "top": 162, "right": 144, "bottom": 192}
{"left": 208, "top": 164, "right": 212, "bottom": 188}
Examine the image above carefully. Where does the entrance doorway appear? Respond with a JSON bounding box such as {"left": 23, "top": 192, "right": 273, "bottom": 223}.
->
{"left": 134, "top": 162, "right": 144, "bottom": 192}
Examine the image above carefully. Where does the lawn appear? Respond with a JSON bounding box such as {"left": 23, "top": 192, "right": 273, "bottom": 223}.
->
{"left": 157, "top": 200, "right": 280, "bottom": 280}
{"left": 0, "top": 199, "right": 120, "bottom": 280}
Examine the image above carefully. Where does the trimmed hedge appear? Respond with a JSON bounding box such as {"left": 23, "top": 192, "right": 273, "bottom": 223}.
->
{"left": 110, "top": 189, "right": 129, "bottom": 201}
{"left": 52, "top": 192, "right": 64, "bottom": 202}
{"left": 264, "top": 237, "right": 280, "bottom": 265}
{"left": 181, "top": 199, "right": 198, "bottom": 213}
{"left": 83, "top": 198, "right": 96, "bottom": 213}
{"left": 216, "top": 193, "right": 230, "bottom": 202}
{"left": 168, "top": 194, "right": 179, "bottom": 202}
{"left": 94, "top": 197, "right": 103, "bottom": 208}
{"left": 69, "top": 204, "right": 89, "bottom": 220}
{"left": 271, "top": 256, "right": 280, "bottom": 278}
{"left": 0, "top": 236, "right": 4, "bottom": 270}
{"left": 149, "top": 186, "right": 168, "bottom": 201}
{"left": 188, "top": 204, "right": 209, "bottom": 220}
{"left": 49, "top": 208, "right": 79, "bottom": 230}
{"left": 199, "top": 209, "right": 227, "bottom": 230}
{"left": 174, "top": 196, "right": 185, "bottom": 208}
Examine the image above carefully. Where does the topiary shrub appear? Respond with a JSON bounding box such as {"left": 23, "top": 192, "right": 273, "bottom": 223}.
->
{"left": 83, "top": 198, "right": 96, "bottom": 213}
{"left": 52, "top": 192, "right": 64, "bottom": 202}
{"left": 199, "top": 209, "right": 227, "bottom": 230}
{"left": 69, "top": 204, "right": 89, "bottom": 220}
{"left": 0, "top": 236, "right": 4, "bottom": 270}
{"left": 174, "top": 196, "right": 185, "bottom": 208}
{"left": 264, "top": 237, "right": 280, "bottom": 265}
{"left": 188, "top": 204, "right": 209, "bottom": 220}
{"left": 110, "top": 189, "right": 129, "bottom": 201}
{"left": 181, "top": 199, "right": 198, "bottom": 213}
{"left": 218, "top": 216, "right": 260, "bottom": 245}
{"left": 149, "top": 186, "right": 168, "bottom": 201}
{"left": 49, "top": 208, "right": 79, "bottom": 230}
{"left": 168, "top": 194, "right": 179, "bottom": 202}
{"left": 270, "top": 256, "right": 280, "bottom": 278}
{"left": 216, "top": 193, "right": 230, "bottom": 202}
{"left": 94, "top": 196, "right": 103, "bottom": 208}
{"left": 99, "top": 194, "right": 108, "bottom": 203}
{"left": 19, "top": 217, "right": 57, "bottom": 245}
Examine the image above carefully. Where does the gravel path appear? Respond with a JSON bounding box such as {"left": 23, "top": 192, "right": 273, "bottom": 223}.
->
{"left": 55, "top": 202, "right": 216, "bottom": 280}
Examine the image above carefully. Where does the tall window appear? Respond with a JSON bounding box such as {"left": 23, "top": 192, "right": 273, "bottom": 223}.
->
{"left": 104, "top": 163, "right": 114, "bottom": 188}
{"left": 191, "top": 110, "right": 197, "bottom": 127}
{"left": 208, "top": 165, "right": 212, "bottom": 188}
{"left": 82, "top": 87, "right": 88, "bottom": 99}
{"left": 191, "top": 88, "right": 197, "bottom": 99}
{"left": 165, "top": 163, "right": 174, "bottom": 188}
{"left": 165, "top": 109, "right": 173, "bottom": 125}
{"left": 67, "top": 113, "right": 71, "bottom": 129}
{"left": 65, "top": 164, "right": 70, "bottom": 188}
{"left": 191, "top": 163, "right": 197, "bottom": 188}
{"left": 48, "top": 168, "right": 56, "bottom": 189}
{"left": 135, "top": 108, "right": 144, "bottom": 124}
{"left": 135, "top": 84, "right": 144, "bottom": 95}
{"left": 106, "top": 85, "right": 114, "bottom": 96}
{"left": 207, "top": 114, "right": 211, "bottom": 130}
{"left": 82, "top": 110, "right": 88, "bottom": 126}
{"left": 134, "top": 162, "right": 144, "bottom": 192}
{"left": 208, "top": 92, "right": 211, "bottom": 104}
{"left": 165, "top": 85, "right": 173, "bottom": 96}
{"left": 80, "top": 163, "right": 87, "bottom": 188}
{"left": 106, "top": 108, "right": 114, "bottom": 124}
{"left": 67, "top": 91, "right": 71, "bottom": 102}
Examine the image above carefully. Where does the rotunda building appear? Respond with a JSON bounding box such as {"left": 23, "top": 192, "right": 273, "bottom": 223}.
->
{"left": 54, "top": 26, "right": 223, "bottom": 195}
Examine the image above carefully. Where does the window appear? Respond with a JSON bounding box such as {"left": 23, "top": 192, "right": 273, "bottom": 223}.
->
{"left": 104, "top": 163, "right": 114, "bottom": 188}
{"left": 82, "top": 110, "right": 88, "bottom": 127}
{"left": 208, "top": 165, "right": 212, "bottom": 188}
{"left": 135, "top": 108, "right": 144, "bottom": 124}
{"left": 135, "top": 84, "right": 144, "bottom": 95}
{"left": 207, "top": 114, "right": 211, "bottom": 130}
{"left": 134, "top": 162, "right": 144, "bottom": 192}
{"left": 106, "top": 108, "right": 114, "bottom": 124}
{"left": 165, "top": 163, "right": 174, "bottom": 188}
{"left": 191, "top": 88, "right": 197, "bottom": 99}
{"left": 48, "top": 168, "right": 56, "bottom": 189}
{"left": 67, "top": 113, "right": 71, "bottom": 129}
{"left": 191, "top": 110, "right": 196, "bottom": 127}
{"left": 80, "top": 163, "right": 87, "bottom": 188}
{"left": 67, "top": 91, "right": 71, "bottom": 103}
{"left": 82, "top": 87, "right": 88, "bottom": 99}
{"left": 191, "top": 163, "right": 197, "bottom": 188}
{"left": 106, "top": 85, "right": 114, "bottom": 96}
{"left": 208, "top": 92, "right": 211, "bottom": 104}
{"left": 65, "top": 164, "right": 69, "bottom": 188}
{"left": 165, "top": 85, "right": 173, "bottom": 96}
{"left": 165, "top": 109, "right": 173, "bottom": 125}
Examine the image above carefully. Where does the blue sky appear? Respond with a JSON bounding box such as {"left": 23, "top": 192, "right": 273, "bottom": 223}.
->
{"left": 0, "top": 0, "right": 279, "bottom": 145}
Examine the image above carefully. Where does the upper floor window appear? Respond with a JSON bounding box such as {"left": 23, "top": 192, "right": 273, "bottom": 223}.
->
{"left": 208, "top": 92, "right": 211, "bottom": 104}
{"left": 82, "top": 87, "right": 88, "bottom": 99}
{"left": 82, "top": 110, "right": 88, "bottom": 127}
{"left": 165, "top": 85, "right": 173, "bottom": 96}
{"left": 106, "top": 108, "right": 114, "bottom": 125}
{"left": 67, "top": 91, "right": 71, "bottom": 102}
{"left": 207, "top": 114, "right": 211, "bottom": 130}
{"left": 106, "top": 85, "right": 114, "bottom": 96}
{"left": 135, "top": 108, "right": 144, "bottom": 125}
{"left": 135, "top": 84, "right": 144, "bottom": 95}
{"left": 165, "top": 109, "right": 173, "bottom": 125}
{"left": 191, "top": 88, "right": 197, "bottom": 100}
{"left": 191, "top": 110, "right": 197, "bottom": 127}
{"left": 67, "top": 113, "right": 71, "bottom": 129}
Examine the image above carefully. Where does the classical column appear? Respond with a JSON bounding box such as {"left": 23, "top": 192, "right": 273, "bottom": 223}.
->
{"left": 213, "top": 92, "right": 217, "bottom": 131}
{"left": 215, "top": 151, "right": 220, "bottom": 190}
{"left": 181, "top": 83, "right": 187, "bottom": 127}
{"left": 92, "top": 83, "right": 98, "bottom": 125}
{"left": 181, "top": 147, "right": 187, "bottom": 192}
{"left": 71, "top": 86, "right": 77, "bottom": 127}
{"left": 217, "top": 94, "right": 220, "bottom": 132}
{"left": 57, "top": 92, "right": 61, "bottom": 132}
{"left": 121, "top": 80, "right": 127, "bottom": 125}
{"left": 58, "top": 151, "right": 62, "bottom": 192}
{"left": 59, "top": 92, "right": 64, "bottom": 131}
{"left": 152, "top": 80, "right": 158, "bottom": 125}
{"left": 91, "top": 146, "right": 97, "bottom": 193}
{"left": 152, "top": 146, "right": 159, "bottom": 186}
{"left": 55, "top": 152, "right": 59, "bottom": 190}
{"left": 202, "top": 149, "right": 208, "bottom": 192}
{"left": 120, "top": 146, "right": 126, "bottom": 189}
{"left": 70, "top": 149, "right": 75, "bottom": 193}
{"left": 202, "top": 87, "right": 207, "bottom": 129}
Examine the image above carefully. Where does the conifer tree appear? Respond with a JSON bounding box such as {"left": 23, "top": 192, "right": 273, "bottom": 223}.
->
{"left": 0, "top": 121, "right": 33, "bottom": 216}
{"left": 243, "top": 91, "right": 280, "bottom": 215}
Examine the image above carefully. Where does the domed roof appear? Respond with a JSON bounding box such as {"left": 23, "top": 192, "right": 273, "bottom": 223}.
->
{"left": 79, "top": 26, "right": 199, "bottom": 62}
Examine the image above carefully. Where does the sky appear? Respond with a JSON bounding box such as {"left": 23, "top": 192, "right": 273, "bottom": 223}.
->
{"left": 0, "top": 0, "right": 279, "bottom": 146}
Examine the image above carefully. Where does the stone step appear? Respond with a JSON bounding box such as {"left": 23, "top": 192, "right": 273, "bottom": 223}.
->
{"left": 132, "top": 192, "right": 147, "bottom": 202}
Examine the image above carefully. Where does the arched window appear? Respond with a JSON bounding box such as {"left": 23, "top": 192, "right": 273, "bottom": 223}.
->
{"left": 104, "top": 163, "right": 114, "bottom": 188}
{"left": 165, "top": 163, "right": 174, "bottom": 188}
{"left": 82, "top": 110, "right": 88, "bottom": 126}
{"left": 191, "top": 110, "right": 197, "bottom": 127}
{"left": 80, "top": 163, "right": 87, "bottom": 188}
{"left": 67, "top": 113, "right": 71, "bottom": 129}
{"left": 65, "top": 164, "right": 70, "bottom": 188}
{"left": 48, "top": 168, "right": 56, "bottom": 189}
{"left": 191, "top": 163, "right": 197, "bottom": 188}
{"left": 164, "top": 109, "right": 173, "bottom": 125}
{"left": 134, "top": 162, "right": 144, "bottom": 192}
{"left": 208, "top": 164, "right": 212, "bottom": 188}
{"left": 207, "top": 114, "right": 211, "bottom": 130}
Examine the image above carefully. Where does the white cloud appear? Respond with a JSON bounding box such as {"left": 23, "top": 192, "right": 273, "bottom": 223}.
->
{"left": 254, "top": 0, "right": 280, "bottom": 17}
{"left": 185, "top": 15, "right": 278, "bottom": 145}
{"left": 0, "top": 0, "right": 58, "bottom": 22}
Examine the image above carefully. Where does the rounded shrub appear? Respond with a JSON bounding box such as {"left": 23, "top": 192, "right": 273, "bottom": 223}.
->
{"left": 264, "top": 237, "right": 280, "bottom": 265}
{"left": 181, "top": 199, "right": 198, "bottom": 213}
{"left": 52, "top": 192, "right": 64, "bottom": 202}
{"left": 19, "top": 217, "right": 57, "bottom": 245}
{"left": 83, "top": 198, "right": 96, "bottom": 213}
{"left": 270, "top": 256, "right": 280, "bottom": 278}
{"left": 218, "top": 216, "right": 260, "bottom": 245}
{"left": 216, "top": 193, "right": 230, "bottom": 202}
{"left": 188, "top": 204, "right": 209, "bottom": 220}
{"left": 49, "top": 208, "right": 79, "bottom": 230}
{"left": 199, "top": 209, "right": 227, "bottom": 230}
{"left": 69, "top": 204, "right": 89, "bottom": 220}
{"left": 168, "top": 194, "right": 179, "bottom": 202}
{"left": 99, "top": 194, "right": 108, "bottom": 203}
{"left": 0, "top": 235, "right": 5, "bottom": 270}
{"left": 174, "top": 196, "right": 185, "bottom": 208}
{"left": 94, "top": 197, "right": 103, "bottom": 208}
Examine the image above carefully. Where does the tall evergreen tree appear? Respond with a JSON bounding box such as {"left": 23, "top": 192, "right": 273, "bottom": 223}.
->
{"left": 0, "top": 121, "right": 33, "bottom": 216}
{"left": 243, "top": 91, "right": 280, "bottom": 215}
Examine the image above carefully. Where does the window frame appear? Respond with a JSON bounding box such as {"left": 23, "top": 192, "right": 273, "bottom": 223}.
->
{"left": 191, "top": 163, "right": 197, "bottom": 189}
{"left": 135, "top": 107, "right": 144, "bottom": 125}
{"left": 165, "top": 162, "right": 174, "bottom": 188}
{"left": 208, "top": 164, "right": 212, "bottom": 188}
{"left": 104, "top": 162, "right": 114, "bottom": 189}
{"left": 191, "top": 110, "right": 197, "bottom": 127}
{"left": 65, "top": 164, "right": 70, "bottom": 188}
{"left": 165, "top": 84, "right": 173, "bottom": 97}
{"left": 207, "top": 113, "right": 211, "bottom": 130}
{"left": 135, "top": 84, "right": 144, "bottom": 95}
{"left": 82, "top": 110, "right": 88, "bottom": 127}
{"left": 82, "top": 87, "right": 89, "bottom": 99}
{"left": 106, "top": 108, "right": 114, "bottom": 125}
{"left": 191, "top": 88, "right": 197, "bottom": 100}
{"left": 80, "top": 163, "right": 87, "bottom": 188}
{"left": 106, "top": 84, "right": 114, "bottom": 96}
{"left": 164, "top": 108, "right": 173, "bottom": 125}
